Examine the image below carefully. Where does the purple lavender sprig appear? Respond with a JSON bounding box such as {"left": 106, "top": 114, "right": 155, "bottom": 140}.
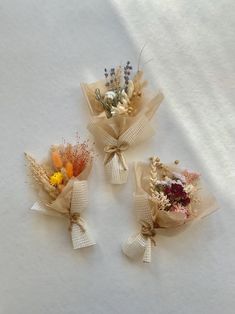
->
{"left": 104, "top": 67, "right": 116, "bottom": 90}
{"left": 124, "top": 61, "right": 132, "bottom": 92}
{"left": 104, "top": 61, "right": 133, "bottom": 92}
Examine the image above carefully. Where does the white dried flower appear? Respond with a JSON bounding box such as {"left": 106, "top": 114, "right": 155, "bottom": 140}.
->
{"left": 184, "top": 184, "right": 195, "bottom": 195}
{"left": 111, "top": 103, "right": 128, "bottom": 116}
{"left": 150, "top": 192, "right": 170, "bottom": 211}
{"left": 172, "top": 172, "right": 186, "bottom": 183}
{"left": 155, "top": 180, "right": 168, "bottom": 186}
{"left": 104, "top": 91, "right": 116, "bottom": 101}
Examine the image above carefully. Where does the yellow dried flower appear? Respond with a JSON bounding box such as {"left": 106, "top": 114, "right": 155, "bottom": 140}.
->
{"left": 50, "top": 172, "right": 63, "bottom": 186}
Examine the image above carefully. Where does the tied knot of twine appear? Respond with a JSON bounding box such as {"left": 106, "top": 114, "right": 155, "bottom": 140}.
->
{"left": 104, "top": 142, "right": 129, "bottom": 170}
{"left": 68, "top": 212, "right": 85, "bottom": 233}
{"left": 140, "top": 220, "right": 156, "bottom": 246}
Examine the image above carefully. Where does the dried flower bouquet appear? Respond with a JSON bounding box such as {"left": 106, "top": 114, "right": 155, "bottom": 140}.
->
{"left": 25, "top": 139, "right": 95, "bottom": 250}
{"left": 81, "top": 61, "right": 164, "bottom": 184}
{"left": 123, "top": 157, "right": 218, "bottom": 263}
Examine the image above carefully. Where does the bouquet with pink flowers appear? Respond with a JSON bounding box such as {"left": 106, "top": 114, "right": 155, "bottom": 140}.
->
{"left": 123, "top": 156, "right": 218, "bottom": 263}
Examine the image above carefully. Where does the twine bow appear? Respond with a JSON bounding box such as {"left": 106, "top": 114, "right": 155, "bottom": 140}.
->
{"left": 122, "top": 193, "right": 156, "bottom": 263}
{"left": 140, "top": 220, "right": 156, "bottom": 246}
{"left": 104, "top": 142, "right": 129, "bottom": 170}
{"left": 68, "top": 212, "right": 85, "bottom": 233}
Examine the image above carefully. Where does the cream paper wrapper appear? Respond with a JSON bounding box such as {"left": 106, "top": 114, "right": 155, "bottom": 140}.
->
{"left": 31, "top": 179, "right": 95, "bottom": 249}
{"left": 122, "top": 162, "right": 219, "bottom": 263}
{"left": 81, "top": 80, "right": 164, "bottom": 184}
{"left": 122, "top": 193, "right": 154, "bottom": 263}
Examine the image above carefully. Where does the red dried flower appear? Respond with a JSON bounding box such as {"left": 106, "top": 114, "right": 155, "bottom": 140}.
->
{"left": 181, "top": 197, "right": 191, "bottom": 206}
{"left": 164, "top": 186, "right": 171, "bottom": 195}
{"left": 170, "top": 183, "right": 185, "bottom": 197}
{"left": 164, "top": 183, "right": 191, "bottom": 207}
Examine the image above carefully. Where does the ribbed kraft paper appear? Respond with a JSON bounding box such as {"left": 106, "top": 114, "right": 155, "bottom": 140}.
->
{"left": 31, "top": 179, "right": 95, "bottom": 250}
{"left": 70, "top": 181, "right": 95, "bottom": 249}
{"left": 88, "top": 114, "right": 156, "bottom": 185}
{"left": 122, "top": 193, "right": 154, "bottom": 263}
{"left": 70, "top": 181, "right": 88, "bottom": 214}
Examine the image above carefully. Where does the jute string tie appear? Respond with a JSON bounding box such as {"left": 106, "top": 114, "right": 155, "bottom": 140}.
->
{"left": 104, "top": 142, "right": 129, "bottom": 170}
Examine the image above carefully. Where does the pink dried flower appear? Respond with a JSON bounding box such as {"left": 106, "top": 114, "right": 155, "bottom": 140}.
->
{"left": 170, "top": 204, "right": 189, "bottom": 219}
{"left": 182, "top": 170, "right": 200, "bottom": 184}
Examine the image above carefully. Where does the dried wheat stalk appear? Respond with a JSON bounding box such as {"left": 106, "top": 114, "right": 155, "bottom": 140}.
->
{"left": 149, "top": 156, "right": 160, "bottom": 197}
{"left": 149, "top": 156, "right": 170, "bottom": 218}
{"left": 25, "top": 153, "right": 58, "bottom": 199}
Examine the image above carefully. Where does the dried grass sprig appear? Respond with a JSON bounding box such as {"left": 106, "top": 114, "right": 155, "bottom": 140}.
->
{"left": 127, "top": 71, "right": 147, "bottom": 116}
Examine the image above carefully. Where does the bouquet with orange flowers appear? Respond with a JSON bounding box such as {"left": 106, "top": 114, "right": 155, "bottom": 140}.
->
{"left": 81, "top": 61, "right": 164, "bottom": 184}
{"left": 123, "top": 157, "right": 218, "bottom": 263}
{"left": 25, "top": 139, "right": 95, "bottom": 250}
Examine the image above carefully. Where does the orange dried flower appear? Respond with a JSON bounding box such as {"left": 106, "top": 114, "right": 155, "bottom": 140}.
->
{"left": 51, "top": 150, "right": 63, "bottom": 169}
{"left": 65, "top": 161, "right": 73, "bottom": 178}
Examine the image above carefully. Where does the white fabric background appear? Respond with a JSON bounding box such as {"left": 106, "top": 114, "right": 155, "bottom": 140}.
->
{"left": 0, "top": 1, "right": 234, "bottom": 313}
